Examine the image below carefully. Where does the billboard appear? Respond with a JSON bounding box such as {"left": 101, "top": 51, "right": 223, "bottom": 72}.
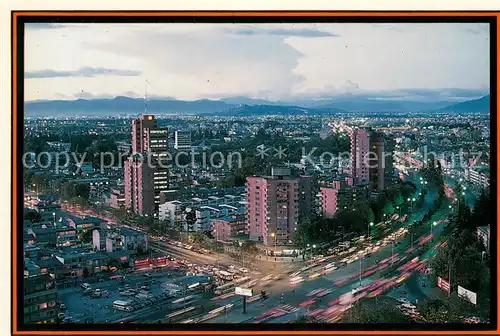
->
{"left": 458, "top": 285, "right": 477, "bottom": 305}
{"left": 235, "top": 287, "right": 253, "bottom": 297}
{"left": 437, "top": 276, "right": 451, "bottom": 293}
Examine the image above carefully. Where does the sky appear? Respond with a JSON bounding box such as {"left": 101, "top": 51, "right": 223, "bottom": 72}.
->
{"left": 24, "top": 22, "right": 490, "bottom": 102}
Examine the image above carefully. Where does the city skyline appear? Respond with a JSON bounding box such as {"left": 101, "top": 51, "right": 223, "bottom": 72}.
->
{"left": 25, "top": 22, "right": 490, "bottom": 102}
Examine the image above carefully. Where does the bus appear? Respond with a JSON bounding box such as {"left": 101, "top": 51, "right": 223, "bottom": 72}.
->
{"left": 214, "top": 282, "right": 236, "bottom": 295}
{"left": 171, "top": 295, "right": 198, "bottom": 306}
{"left": 217, "top": 270, "right": 234, "bottom": 281}
{"left": 113, "top": 300, "right": 134, "bottom": 312}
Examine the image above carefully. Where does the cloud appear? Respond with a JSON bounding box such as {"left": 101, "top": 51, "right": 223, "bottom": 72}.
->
{"left": 25, "top": 67, "right": 142, "bottom": 79}
{"left": 24, "top": 23, "right": 489, "bottom": 101}
{"left": 86, "top": 27, "right": 306, "bottom": 99}
{"left": 226, "top": 26, "right": 338, "bottom": 38}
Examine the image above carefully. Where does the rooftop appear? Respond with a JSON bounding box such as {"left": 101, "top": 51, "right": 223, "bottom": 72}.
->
{"left": 119, "top": 226, "right": 146, "bottom": 237}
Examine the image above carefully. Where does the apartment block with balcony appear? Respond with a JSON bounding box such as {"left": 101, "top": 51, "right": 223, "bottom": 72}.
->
{"left": 246, "top": 167, "right": 299, "bottom": 247}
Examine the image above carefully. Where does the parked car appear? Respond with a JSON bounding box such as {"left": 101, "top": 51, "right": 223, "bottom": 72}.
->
{"left": 83, "top": 288, "right": 93, "bottom": 296}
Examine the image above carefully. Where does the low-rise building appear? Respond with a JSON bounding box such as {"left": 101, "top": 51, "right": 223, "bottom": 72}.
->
{"left": 211, "top": 211, "right": 247, "bottom": 242}
{"left": 23, "top": 263, "right": 59, "bottom": 324}
{"left": 105, "top": 227, "right": 148, "bottom": 253}
{"left": 108, "top": 188, "right": 125, "bottom": 209}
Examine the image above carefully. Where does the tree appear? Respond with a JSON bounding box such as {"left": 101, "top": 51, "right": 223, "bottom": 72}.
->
{"left": 341, "top": 301, "right": 410, "bottom": 323}
{"left": 24, "top": 209, "right": 41, "bottom": 223}
{"left": 293, "top": 315, "right": 317, "bottom": 323}
{"left": 81, "top": 229, "right": 93, "bottom": 244}
{"left": 470, "top": 188, "right": 491, "bottom": 229}
{"left": 184, "top": 209, "right": 197, "bottom": 233}
{"left": 241, "top": 241, "right": 259, "bottom": 264}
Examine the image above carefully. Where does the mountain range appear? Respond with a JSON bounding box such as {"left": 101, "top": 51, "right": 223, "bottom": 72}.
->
{"left": 24, "top": 94, "right": 490, "bottom": 116}
{"left": 438, "top": 95, "right": 490, "bottom": 113}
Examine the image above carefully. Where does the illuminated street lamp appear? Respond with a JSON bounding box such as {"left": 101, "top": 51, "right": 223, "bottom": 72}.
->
{"left": 431, "top": 221, "right": 437, "bottom": 235}
{"left": 368, "top": 222, "right": 374, "bottom": 238}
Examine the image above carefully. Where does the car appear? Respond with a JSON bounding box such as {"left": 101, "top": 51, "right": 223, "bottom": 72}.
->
{"left": 144, "top": 273, "right": 152, "bottom": 278}
{"left": 91, "top": 292, "right": 101, "bottom": 298}
{"left": 59, "top": 304, "right": 66, "bottom": 310}
{"left": 83, "top": 288, "right": 93, "bottom": 296}
{"left": 151, "top": 279, "right": 157, "bottom": 284}
{"left": 124, "top": 284, "right": 131, "bottom": 289}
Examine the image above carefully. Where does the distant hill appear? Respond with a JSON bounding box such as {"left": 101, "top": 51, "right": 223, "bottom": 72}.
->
{"left": 438, "top": 95, "right": 490, "bottom": 113}
{"left": 25, "top": 96, "right": 233, "bottom": 116}
{"left": 210, "top": 104, "right": 346, "bottom": 116}
{"left": 25, "top": 94, "right": 488, "bottom": 116}
{"left": 313, "top": 98, "right": 453, "bottom": 112}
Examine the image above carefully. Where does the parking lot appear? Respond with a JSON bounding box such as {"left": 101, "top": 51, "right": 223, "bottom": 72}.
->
{"left": 58, "top": 267, "right": 196, "bottom": 323}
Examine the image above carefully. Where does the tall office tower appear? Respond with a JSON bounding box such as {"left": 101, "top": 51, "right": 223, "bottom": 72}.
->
{"left": 128, "top": 115, "right": 169, "bottom": 214}
{"left": 174, "top": 130, "right": 192, "bottom": 150}
{"left": 124, "top": 155, "right": 155, "bottom": 216}
{"left": 348, "top": 128, "right": 371, "bottom": 184}
{"left": 246, "top": 167, "right": 299, "bottom": 247}
{"left": 370, "top": 133, "right": 395, "bottom": 191}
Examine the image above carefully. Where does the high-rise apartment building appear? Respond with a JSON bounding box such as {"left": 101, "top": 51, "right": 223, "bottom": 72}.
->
{"left": 124, "top": 155, "right": 155, "bottom": 216}
{"left": 246, "top": 168, "right": 299, "bottom": 247}
{"left": 174, "top": 130, "right": 192, "bottom": 150}
{"left": 298, "top": 175, "right": 314, "bottom": 220}
{"left": 349, "top": 128, "right": 394, "bottom": 190}
{"left": 370, "top": 133, "right": 395, "bottom": 191}
{"left": 349, "top": 128, "right": 371, "bottom": 184}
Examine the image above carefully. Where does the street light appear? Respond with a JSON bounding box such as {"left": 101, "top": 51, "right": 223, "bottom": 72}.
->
{"left": 368, "top": 222, "right": 374, "bottom": 238}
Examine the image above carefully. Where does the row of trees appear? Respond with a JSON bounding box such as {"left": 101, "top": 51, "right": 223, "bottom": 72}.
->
{"left": 293, "top": 181, "right": 418, "bottom": 252}
{"left": 420, "top": 188, "right": 491, "bottom": 322}
{"left": 59, "top": 181, "right": 91, "bottom": 207}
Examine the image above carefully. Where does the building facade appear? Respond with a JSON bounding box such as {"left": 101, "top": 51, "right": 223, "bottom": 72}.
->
{"left": 370, "top": 133, "right": 395, "bottom": 191}
{"left": 246, "top": 168, "right": 299, "bottom": 247}
{"left": 349, "top": 128, "right": 371, "bottom": 184}
{"left": 24, "top": 269, "right": 59, "bottom": 324}
{"left": 212, "top": 211, "right": 247, "bottom": 242}
{"left": 127, "top": 115, "right": 170, "bottom": 215}
{"left": 174, "top": 130, "right": 192, "bottom": 150}
{"left": 124, "top": 155, "right": 155, "bottom": 216}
